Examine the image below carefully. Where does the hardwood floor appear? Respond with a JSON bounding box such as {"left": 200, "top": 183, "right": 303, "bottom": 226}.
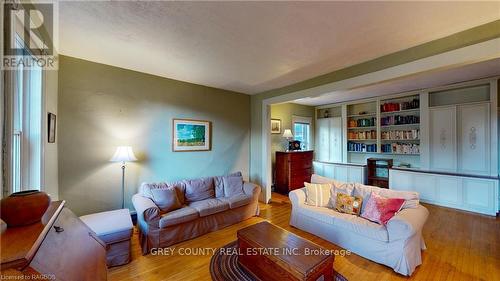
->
{"left": 109, "top": 193, "right": 500, "bottom": 281}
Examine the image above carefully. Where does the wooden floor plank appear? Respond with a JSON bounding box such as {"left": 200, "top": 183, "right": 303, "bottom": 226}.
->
{"left": 109, "top": 192, "right": 500, "bottom": 281}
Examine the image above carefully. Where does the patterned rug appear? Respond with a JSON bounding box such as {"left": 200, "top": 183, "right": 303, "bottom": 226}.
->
{"left": 210, "top": 241, "right": 348, "bottom": 281}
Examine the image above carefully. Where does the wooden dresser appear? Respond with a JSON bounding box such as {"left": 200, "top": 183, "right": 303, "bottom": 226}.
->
{"left": 275, "top": 150, "right": 313, "bottom": 194}
{"left": 0, "top": 201, "right": 107, "bottom": 281}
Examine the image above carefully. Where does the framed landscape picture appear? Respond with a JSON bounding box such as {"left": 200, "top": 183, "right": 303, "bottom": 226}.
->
{"left": 271, "top": 119, "right": 281, "bottom": 134}
{"left": 172, "top": 119, "right": 211, "bottom": 151}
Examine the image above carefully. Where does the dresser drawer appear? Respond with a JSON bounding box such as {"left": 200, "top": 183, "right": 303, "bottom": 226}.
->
{"left": 290, "top": 175, "right": 312, "bottom": 189}
{"left": 291, "top": 168, "right": 312, "bottom": 177}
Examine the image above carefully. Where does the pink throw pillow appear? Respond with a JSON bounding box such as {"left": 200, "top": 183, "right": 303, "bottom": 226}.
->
{"left": 361, "top": 192, "right": 405, "bottom": 225}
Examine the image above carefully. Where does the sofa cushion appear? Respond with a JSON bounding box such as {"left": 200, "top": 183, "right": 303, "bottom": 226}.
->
{"left": 297, "top": 205, "right": 388, "bottom": 242}
{"left": 80, "top": 209, "right": 133, "bottom": 243}
{"left": 188, "top": 198, "right": 230, "bottom": 217}
{"left": 140, "top": 182, "right": 186, "bottom": 205}
{"left": 354, "top": 183, "right": 419, "bottom": 210}
{"left": 219, "top": 194, "right": 253, "bottom": 209}
{"left": 150, "top": 188, "right": 182, "bottom": 213}
{"left": 214, "top": 172, "right": 242, "bottom": 197}
{"left": 159, "top": 206, "right": 199, "bottom": 228}
{"left": 304, "top": 182, "right": 331, "bottom": 207}
{"left": 330, "top": 182, "right": 355, "bottom": 207}
{"left": 334, "top": 193, "right": 363, "bottom": 215}
{"left": 361, "top": 192, "right": 405, "bottom": 225}
{"left": 167, "top": 181, "right": 187, "bottom": 205}
{"left": 223, "top": 176, "right": 244, "bottom": 197}
{"left": 184, "top": 177, "right": 215, "bottom": 202}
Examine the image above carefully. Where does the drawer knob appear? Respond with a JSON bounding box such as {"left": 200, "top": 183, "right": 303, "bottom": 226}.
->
{"left": 54, "top": 226, "right": 64, "bottom": 233}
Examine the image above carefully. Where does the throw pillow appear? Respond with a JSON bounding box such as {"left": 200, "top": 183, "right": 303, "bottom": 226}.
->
{"left": 150, "top": 188, "right": 182, "bottom": 213}
{"left": 361, "top": 192, "right": 405, "bottom": 225}
{"left": 223, "top": 176, "right": 244, "bottom": 197}
{"left": 184, "top": 177, "right": 215, "bottom": 202}
{"left": 214, "top": 171, "right": 242, "bottom": 197}
{"left": 330, "top": 182, "right": 355, "bottom": 207}
{"left": 304, "top": 182, "right": 331, "bottom": 207}
{"left": 334, "top": 193, "right": 363, "bottom": 215}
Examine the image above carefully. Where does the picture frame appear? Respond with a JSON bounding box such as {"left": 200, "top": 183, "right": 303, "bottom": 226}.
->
{"left": 271, "top": 119, "right": 281, "bottom": 134}
{"left": 48, "top": 112, "right": 56, "bottom": 143}
{"left": 172, "top": 119, "right": 211, "bottom": 152}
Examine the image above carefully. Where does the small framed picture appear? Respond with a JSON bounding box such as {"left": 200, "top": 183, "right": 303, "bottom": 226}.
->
{"left": 172, "top": 119, "right": 211, "bottom": 152}
{"left": 271, "top": 119, "right": 281, "bottom": 134}
{"left": 48, "top": 113, "right": 56, "bottom": 143}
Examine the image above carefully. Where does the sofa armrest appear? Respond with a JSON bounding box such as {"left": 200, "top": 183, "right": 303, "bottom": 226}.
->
{"left": 132, "top": 194, "right": 161, "bottom": 229}
{"left": 387, "top": 204, "right": 429, "bottom": 242}
{"left": 243, "top": 182, "right": 261, "bottom": 198}
{"left": 289, "top": 188, "right": 306, "bottom": 206}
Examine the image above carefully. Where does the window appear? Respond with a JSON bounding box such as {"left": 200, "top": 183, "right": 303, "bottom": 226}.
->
{"left": 292, "top": 116, "right": 312, "bottom": 150}
{"left": 9, "top": 35, "right": 43, "bottom": 193}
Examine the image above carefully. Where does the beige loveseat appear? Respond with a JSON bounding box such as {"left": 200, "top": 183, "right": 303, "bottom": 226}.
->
{"left": 132, "top": 172, "right": 261, "bottom": 254}
{"left": 289, "top": 174, "right": 429, "bottom": 276}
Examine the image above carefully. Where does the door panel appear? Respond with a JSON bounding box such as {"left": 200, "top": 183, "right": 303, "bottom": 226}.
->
{"left": 315, "top": 118, "right": 330, "bottom": 162}
{"left": 334, "top": 165, "right": 348, "bottom": 182}
{"left": 413, "top": 174, "right": 436, "bottom": 201}
{"left": 323, "top": 163, "right": 335, "bottom": 179}
{"left": 329, "top": 117, "right": 342, "bottom": 163}
{"left": 463, "top": 179, "right": 495, "bottom": 212}
{"left": 436, "top": 176, "right": 462, "bottom": 206}
{"left": 457, "top": 103, "right": 490, "bottom": 175}
{"left": 347, "top": 167, "right": 363, "bottom": 183}
{"left": 430, "top": 107, "right": 456, "bottom": 171}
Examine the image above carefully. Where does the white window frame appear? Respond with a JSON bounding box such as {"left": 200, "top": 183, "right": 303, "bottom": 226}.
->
{"left": 4, "top": 12, "right": 46, "bottom": 195}
{"left": 292, "top": 115, "right": 313, "bottom": 150}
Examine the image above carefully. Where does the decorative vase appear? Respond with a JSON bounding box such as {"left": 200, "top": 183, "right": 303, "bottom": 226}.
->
{"left": 0, "top": 190, "right": 51, "bottom": 227}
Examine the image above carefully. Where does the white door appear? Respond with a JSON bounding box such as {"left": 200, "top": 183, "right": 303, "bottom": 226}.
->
{"left": 413, "top": 174, "right": 436, "bottom": 202}
{"left": 315, "top": 118, "right": 330, "bottom": 162}
{"left": 457, "top": 103, "right": 490, "bottom": 175}
{"left": 329, "top": 117, "right": 342, "bottom": 163}
{"left": 463, "top": 178, "right": 496, "bottom": 214}
{"left": 430, "top": 106, "right": 456, "bottom": 171}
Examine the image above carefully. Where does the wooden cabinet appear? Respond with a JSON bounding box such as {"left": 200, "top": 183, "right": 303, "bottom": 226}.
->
{"left": 275, "top": 151, "right": 313, "bottom": 193}
{"left": 389, "top": 168, "right": 499, "bottom": 216}
{"left": 429, "top": 103, "right": 491, "bottom": 176}
{"left": 315, "top": 117, "right": 342, "bottom": 163}
{"left": 0, "top": 201, "right": 107, "bottom": 281}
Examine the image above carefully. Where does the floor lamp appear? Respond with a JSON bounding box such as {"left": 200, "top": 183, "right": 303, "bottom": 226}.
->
{"left": 110, "top": 146, "right": 137, "bottom": 209}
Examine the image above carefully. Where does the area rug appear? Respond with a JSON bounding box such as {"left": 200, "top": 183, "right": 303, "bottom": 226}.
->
{"left": 210, "top": 241, "right": 348, "bottom": 281}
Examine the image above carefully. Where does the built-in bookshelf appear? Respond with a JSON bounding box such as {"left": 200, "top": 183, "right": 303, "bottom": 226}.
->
{"left": 347, "top": 101, "right": 378, "bottom": 154}
{"left": 379, "top": 94, "right": 420, "bottom": 156}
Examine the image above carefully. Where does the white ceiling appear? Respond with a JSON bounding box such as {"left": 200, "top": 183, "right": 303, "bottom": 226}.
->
{"left": 58, "top": 1, "right": 500, "bottom": 94}
{"left": 291, "top": 58, "right": 500, "bottom": 106}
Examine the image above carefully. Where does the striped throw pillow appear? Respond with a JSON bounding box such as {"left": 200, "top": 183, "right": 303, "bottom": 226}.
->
{"left": 304, "top": 182, "right": 331, "bottom": 207}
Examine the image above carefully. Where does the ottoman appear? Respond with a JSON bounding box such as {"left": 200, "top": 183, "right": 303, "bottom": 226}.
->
{"left": 80, "top": 209, "right": 133, "bottom": 267}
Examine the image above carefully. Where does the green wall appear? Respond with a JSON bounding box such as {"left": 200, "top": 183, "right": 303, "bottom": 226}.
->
{"left": 270, "top": 103, "right": 315, "bottom": 182}
{"left": 249, "top": 20, "right": 500, "bottom": 189}
{"left": 58, "top": 56, "right": 250, "bottom": 215}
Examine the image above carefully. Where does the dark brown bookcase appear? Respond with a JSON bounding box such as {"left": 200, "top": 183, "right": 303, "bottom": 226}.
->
{"left": 367, "top": 158, "right": 393, "bottom": 188}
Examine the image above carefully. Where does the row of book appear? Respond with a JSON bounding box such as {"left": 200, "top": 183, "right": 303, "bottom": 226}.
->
{"left": 380, "top": 115, "right": 419, "bottom": 126}
{"left": 381, "top": 129, "right": 420, "bottom": 140}
{"left": 348, "top": 130, "right": 377, "bottom": 140}
{"left": 348, "top": 117, "right": 376, "bottom": 128}
{"left": 348, "top": 142, "right": 377, "bottom": 152}
{"left": 381, "top": 143, "right": 420, "bottom": 154}
{"left": 381, "top": 99, "right": 419, "bottom": 112}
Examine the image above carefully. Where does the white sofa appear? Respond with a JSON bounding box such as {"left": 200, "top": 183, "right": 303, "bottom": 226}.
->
{"left": 289, "top": 174, "right": 429, "bottom": 276}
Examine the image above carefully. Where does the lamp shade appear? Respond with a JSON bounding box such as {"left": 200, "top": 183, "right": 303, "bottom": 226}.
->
{"left": 282, "top": 129, "right": 293, "bottom": 138}
{"left": 110, "top": 146, "right": 137, "bottom": 162}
